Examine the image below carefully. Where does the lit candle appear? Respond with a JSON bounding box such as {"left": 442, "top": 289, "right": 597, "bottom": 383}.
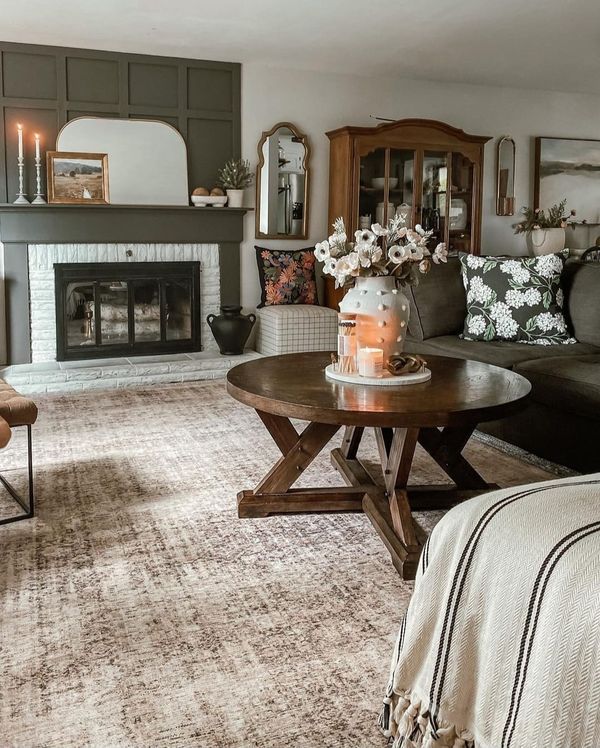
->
{"left": 17, "top": 124, "right": 23, "bottom": 159}
{"left": 357, "top": 347, "right": 384, "bottom": 378}
{"left": 34, "top": 133, "right": 40, "bottom": 160}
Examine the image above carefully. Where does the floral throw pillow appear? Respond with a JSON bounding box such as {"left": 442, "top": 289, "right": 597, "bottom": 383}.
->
{"left": 255, "top": 247, "right": 318, "bottom": 307}
{"left": 459, "top": 252, "right": 576, "bottom": 345}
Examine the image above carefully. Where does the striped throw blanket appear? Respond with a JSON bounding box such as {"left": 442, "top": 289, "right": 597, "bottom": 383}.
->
{"left": 380, "top": 474, "right": 600, "bottom": 748}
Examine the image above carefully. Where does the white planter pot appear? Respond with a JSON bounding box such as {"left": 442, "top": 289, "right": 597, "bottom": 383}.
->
{"left": 526, "top": 227, "right": 565, "bottom": 256}
{"left": 339, "top": 276, "right": 410, "bottom": 363}
{"left": 226, "top": 189, "right": 245, "bottom": 208}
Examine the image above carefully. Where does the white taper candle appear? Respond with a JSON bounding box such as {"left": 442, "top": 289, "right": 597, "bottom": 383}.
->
{"left": 17, "top": 124, "right": 23, "bottom": 158}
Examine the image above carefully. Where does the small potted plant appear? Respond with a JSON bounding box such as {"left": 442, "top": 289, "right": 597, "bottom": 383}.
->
{"left": 513, "top": 199, "right": 576, "bottom": 256}
{"left": 217, "top": 158, "right": 253, "bottom": 208}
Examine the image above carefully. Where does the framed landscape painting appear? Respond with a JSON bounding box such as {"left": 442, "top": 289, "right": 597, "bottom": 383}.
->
{"left": 535, "top": 137, "right": 600, "bottom": 222}
{"left": 47, "top": 151, "right": 109, "bottom": 204}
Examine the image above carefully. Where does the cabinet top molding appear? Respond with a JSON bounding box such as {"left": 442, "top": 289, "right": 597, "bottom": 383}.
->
{"left": 326, "top": 118, "right": 491, "bottom": 144}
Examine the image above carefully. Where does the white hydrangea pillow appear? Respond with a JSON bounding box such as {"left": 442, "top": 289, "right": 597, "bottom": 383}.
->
{"left": 459, "top": 251, "right": 576, "bottom": 345}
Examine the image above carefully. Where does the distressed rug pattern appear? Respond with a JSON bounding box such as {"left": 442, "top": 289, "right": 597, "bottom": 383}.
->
{"left": 0, "top": 382, "right": 555, "bottom": 747}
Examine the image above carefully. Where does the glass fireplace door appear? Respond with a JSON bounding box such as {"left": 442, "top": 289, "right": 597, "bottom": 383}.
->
{"left": 56, "top": 262, "right": 201, "bottom": 361}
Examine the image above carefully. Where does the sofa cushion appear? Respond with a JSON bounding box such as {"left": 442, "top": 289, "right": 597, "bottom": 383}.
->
{"left": 459, "top": 251, "right": 576, "bottom": 345}
{"left": 562, "top": 261, "right": 600, "bottom": 346}
{"left": 514, "top": 354, "right": 600, "bottom": 419}
{"left": 404, "top": 335, "right": 598, "bottom": 369}
{"left": 255, "top": 246, "right": 318, "bottom": 307}
{"left": 406, "top": 256, "right": 466, "bottom": 340}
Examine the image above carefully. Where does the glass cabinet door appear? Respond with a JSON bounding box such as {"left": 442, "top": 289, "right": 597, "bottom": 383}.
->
{"left": 357, "top": 147, "right": 416, "bottom": 230}
{"left": 357, "top": 148, "right": 386, "bottom": 229}
{"left": 446, "top": 151, "right": 475, "bottom": 254}
{"left": 420, "top": 151, "right": 449, "bottom": 248}
{"left": 419, "top": 149, "right": 476, "bottom": 253}
{"left": 389, "top": 149, "right": 415, "bottom": 226}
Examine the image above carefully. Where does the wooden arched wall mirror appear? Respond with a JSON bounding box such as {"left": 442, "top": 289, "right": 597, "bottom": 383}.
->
{"left": 255, "top": 122, "right": 310, "bottom": 240}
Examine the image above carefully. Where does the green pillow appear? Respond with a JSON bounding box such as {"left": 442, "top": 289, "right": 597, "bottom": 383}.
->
{"left": 459, "top": 252, "right": 576, "bottom": 345}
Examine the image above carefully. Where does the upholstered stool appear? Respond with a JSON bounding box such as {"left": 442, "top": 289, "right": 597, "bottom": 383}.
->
{"left": 255, "top": 304, "right": 338, "bottom": 356}
{"left": 0, "top": 380, "right": 37, "bottom": 526}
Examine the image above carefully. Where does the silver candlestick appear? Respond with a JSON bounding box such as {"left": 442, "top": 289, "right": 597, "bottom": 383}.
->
{"left": 32, "top": 154, "right": 46, "bottom": 204}
{"left": 13, "top": 155, "right": 30, "bottom": 205}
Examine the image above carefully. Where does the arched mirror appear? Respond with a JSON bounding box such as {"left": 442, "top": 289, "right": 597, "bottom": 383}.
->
{"left": 496, "top": 136, "right": 516, "bottom": 216}
{"left": 256, "top": 122, "right": 309, "bottom": 239}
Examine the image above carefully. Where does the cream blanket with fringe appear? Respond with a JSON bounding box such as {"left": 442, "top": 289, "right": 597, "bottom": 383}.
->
{"left": 380, "top": 474, "right": 600, "bottom": 748}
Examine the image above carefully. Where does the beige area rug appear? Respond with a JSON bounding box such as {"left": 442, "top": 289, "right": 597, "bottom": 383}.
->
{"left": 0, "top": 381, "right": 556, "bottom": 747}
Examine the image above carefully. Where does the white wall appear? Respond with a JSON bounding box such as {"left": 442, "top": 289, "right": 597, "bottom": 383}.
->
{"left": 240, "top": 63, "right": 600, "bottom": 309}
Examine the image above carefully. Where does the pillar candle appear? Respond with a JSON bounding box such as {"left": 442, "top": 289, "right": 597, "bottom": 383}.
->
{"left": 357, "top": 347, "right": 384, "bottom": 378}
{"left": 34, "top": 133, "right": 40, "bottom": 160}
{"left": 17, "top": 124, "right": 23, "bottom": 158}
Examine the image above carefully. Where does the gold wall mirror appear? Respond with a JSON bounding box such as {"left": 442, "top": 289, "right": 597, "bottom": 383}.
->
{"left": 255, "top": 122, "right": 310, "bottom": 239}
{"left": 496, "top": 136, "right": 516, "bottom": 216}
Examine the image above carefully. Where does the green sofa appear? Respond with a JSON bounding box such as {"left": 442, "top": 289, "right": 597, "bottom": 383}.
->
{"left": 404, "top": 257, "right": 600, "bottom": 473}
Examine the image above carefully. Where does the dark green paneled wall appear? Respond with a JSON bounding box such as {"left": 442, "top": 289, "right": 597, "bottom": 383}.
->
{"left": 0, "top": 41, "right": 241, "bottom": 203}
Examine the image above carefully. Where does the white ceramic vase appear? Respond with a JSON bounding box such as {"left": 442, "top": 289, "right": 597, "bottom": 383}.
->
{"left": 226, "top": 189, "right": 245, "bottom": 208}
{"left": 339, "top": 276, "right": 410, "bottom": 363}
{"left": 526, "top": 227, "right": 565, "bottom": 256}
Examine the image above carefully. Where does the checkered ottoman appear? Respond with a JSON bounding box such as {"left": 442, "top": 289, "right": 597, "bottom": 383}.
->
{"left": 255, "top": 305, "right": 338, "bottom": 356}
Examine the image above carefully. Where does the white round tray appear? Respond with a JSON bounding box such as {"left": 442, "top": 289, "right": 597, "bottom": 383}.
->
{"left": 325, "top": 364, "right": 431, "bottom": 387}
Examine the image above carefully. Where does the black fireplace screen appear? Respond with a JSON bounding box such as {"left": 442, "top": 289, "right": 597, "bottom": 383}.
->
{"left": 54, "top": 262, "right": 201, "bottom": 360}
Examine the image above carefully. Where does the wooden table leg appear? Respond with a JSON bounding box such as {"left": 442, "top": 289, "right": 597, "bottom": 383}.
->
{"left": 332, "top": 426, "right": 423, "bottom": 580}
{"left": 238, "top": 414, "right": 372, "bottom": 518}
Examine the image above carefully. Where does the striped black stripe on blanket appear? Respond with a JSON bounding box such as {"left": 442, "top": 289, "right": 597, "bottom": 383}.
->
{"left": 380, "top": 474, "right": 600, "bottom": 748}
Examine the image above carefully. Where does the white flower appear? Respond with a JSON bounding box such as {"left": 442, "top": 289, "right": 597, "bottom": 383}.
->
{"left": 408, "top": 243, "right": 424, "bottom": 261}
{"left": 432, "top": 243, "right": 448, "bottom": 264}
{"left": 371, "top": 223, "right": 389, "bottom": 237}
{"left": 501, "top": 260, "right": 531, "bottom": 284}
{"left": 467, "top": 315, "right": 486, "bottom": 336}
{"left": 414, "top": 224, "right": 426, "bottom": 236}
{"left": 489, "top": 301, "right": 518, "bottom": 339}
{"left": 388, "top": 245, "right": 410, "bottom": 264}
{"left": 419, "top": 259, "right": 431, "bottom": 274}
{"left": 466, "top": 255, "right": 485, "bottom": 269}
{"left": 354, "top": 229, "right": 376, "bottom": 245}
{"left": 371, "top": 245, "right": 383, "bottom": 263}
{"left": 467, "top": 275, "right": 494, "bottom": 305}
{"left": 356, "top": 242, "right": 382, "bottom": 267}
{"left": 535, "top": 312, "right": 567, "bottom": 333}
{"left": 534, "top": 253, "right": 562, "bottom": 278}
{"left": 523, "top": 287, "right": 542, "bottom": 306}
{"left": 556, "top": 288, "right": 564, "bottom": 308}
{"left": 505, "top": 289, "right": 526, "bottom": 309}
{"left": 328, "top": 232, "right": 346, "bottom": 247}
{"left": 345, "top": 251, "right": 360, "bottom": 271}
{"left": 323, "top": 258, "right": 337, "bottom": 276}
{"left": 314, "top": 241, "right": 330, "bottom": 262}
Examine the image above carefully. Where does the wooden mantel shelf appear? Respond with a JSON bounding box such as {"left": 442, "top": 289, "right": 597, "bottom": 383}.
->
{"left": 0, "top": 203, "right": 251, "bottom": 245}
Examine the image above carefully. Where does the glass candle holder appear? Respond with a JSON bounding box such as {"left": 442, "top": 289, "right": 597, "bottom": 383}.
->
{"left": 357, "top": 347, "right": 384, "bottom": 378}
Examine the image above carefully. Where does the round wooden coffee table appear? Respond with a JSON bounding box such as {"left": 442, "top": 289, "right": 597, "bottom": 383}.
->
{"left": 227, "top": 352, "right": 530, "bottom": 579}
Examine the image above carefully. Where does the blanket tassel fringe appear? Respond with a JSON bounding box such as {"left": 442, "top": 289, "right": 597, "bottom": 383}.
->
{"left": 379, "top": 690, "right": 475, "bottom": 748}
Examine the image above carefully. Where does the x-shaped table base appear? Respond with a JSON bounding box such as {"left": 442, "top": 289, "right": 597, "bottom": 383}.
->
{"left": 237, "top": 410, "right": 497, "bottom": 579}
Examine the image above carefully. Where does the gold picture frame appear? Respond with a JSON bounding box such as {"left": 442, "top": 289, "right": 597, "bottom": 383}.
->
{"left": 47, "top": 151, "right": 109, "bottom": 204}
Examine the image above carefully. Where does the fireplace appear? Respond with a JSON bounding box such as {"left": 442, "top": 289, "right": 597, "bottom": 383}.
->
{"left": 54, "top": 262, "right": 201, "bottom": 361}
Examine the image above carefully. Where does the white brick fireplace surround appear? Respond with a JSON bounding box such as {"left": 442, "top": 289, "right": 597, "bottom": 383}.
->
{"left": 0, "top": 242, "right": 259, "bottom": 394}
{"left": 29, "top": 242, "right": 220, "bottom": 362}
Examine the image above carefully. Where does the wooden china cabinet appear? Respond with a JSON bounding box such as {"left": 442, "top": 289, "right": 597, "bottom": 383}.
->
{"left": 324, "top": 118, "right": 491, "bottom": 307}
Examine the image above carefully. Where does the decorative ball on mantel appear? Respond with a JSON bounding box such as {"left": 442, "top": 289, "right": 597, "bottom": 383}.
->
{"left": 210, "top": 187, "right": 225, "bottom": 196}
{"left": 192, "top": 187, "right": 209, "bottom": 196}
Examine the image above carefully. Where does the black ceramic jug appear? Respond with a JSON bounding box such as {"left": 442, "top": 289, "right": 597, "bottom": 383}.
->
{"left": 207, "top": 305, "right": 256, "bottom": 355}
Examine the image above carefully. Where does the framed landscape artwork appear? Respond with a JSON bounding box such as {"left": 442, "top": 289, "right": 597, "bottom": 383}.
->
{"left": 535, "top": 137, "right": 600, "bottom": 223}
{"left": 47, "top": 151, "right": 109, "bottom": 204}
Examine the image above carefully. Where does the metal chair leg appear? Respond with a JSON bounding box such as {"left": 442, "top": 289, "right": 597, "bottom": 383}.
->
{"left": 0, "top": 425, "right": 34, "bottom": 526}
